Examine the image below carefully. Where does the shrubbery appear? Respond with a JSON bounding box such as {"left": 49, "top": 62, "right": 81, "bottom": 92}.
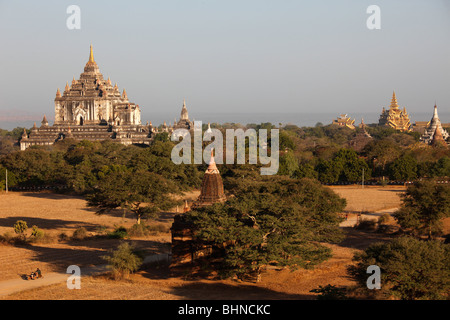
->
{"left": 72, "top": 227, "right": 88, "bottom": 240}
{"left": 349, "top": 236, "right": 450, "bottom": 300}
{"left": 101, "top": 242, "right": 143, "bottom": 279}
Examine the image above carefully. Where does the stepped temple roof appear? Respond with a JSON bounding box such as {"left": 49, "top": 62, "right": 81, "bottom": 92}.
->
{"left": 420, "top": 104, "right": 449, "bottom": 145}
{"left": 378, "top": 91, "right": 412, "bottom": 132}
{"left": 20, "top": 45, "right": 154, "bottom": 150}
{"left": 332, "top": 114, "right": 355, "bottom": 129}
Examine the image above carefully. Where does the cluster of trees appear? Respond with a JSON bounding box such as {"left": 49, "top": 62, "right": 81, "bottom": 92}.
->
{"left": 0, "top": 137, "right": 203, "bottom": 224}
{"left": 348, "top": 180, "right": 450, "bottom": 300}
{"left": 275, "top": 124, "right": 450, "bottom": 183}
{"left": 349, "top": 236, "right": 449, "bottom": 300}
{"left": 0, "top": 138, "right": 202, "bottom": 193}
{"left": 181, "top": 175, "right": 346, "bottom": 280}
{"left": 0, "top": 127, "right": 27, "bottom": 155}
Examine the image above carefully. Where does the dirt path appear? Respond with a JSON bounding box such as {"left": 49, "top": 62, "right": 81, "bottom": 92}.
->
{"left": 0, "top": 265, "right": 106, "bottom": 298}
{"left": 0, "top": 254, "right": 169, "bottom": 298}
{"left": 339, "top": 207, "right": 399, "bottom": 227}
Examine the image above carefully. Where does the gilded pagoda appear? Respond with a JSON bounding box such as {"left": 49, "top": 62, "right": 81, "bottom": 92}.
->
{"left": 332, "top": 114, "right": 355, "bottom": 129}
{"left": 378, "top": 91, "right": 412, "bottom": 132}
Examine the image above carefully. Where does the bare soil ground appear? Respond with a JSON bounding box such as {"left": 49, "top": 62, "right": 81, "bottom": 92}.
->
{"left": 0, "top": 186, "right": 422, "bottom": 300}
{"left": 0, "top": 191, "right": 174, "bottom": 282}
{"left": 3, "top": 233, "right": 385, "bottom": 300}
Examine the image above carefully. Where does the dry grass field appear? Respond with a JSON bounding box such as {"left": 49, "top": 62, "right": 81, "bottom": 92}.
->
{"left": 0, "top": 186, "right": 420, "bottom": 300}
{"left": 329, "top": 185, "right": 406, "bottom": 213}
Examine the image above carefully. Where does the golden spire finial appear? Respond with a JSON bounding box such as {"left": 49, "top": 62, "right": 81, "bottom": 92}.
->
{"left": 89, "top": 44, "right": 95, "bottom": 63}
{"left": 390, "top": 90, "right": 399, "bottom": 109}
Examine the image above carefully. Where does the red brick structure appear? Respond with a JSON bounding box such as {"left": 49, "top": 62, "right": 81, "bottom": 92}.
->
{"left": 171, "top": 149, "right": 227, "bottom": 266}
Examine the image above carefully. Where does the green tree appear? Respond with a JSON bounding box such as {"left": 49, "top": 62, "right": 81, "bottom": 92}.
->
{"left": 333, "top": 149, "right": 370, "bottom": 183}
{"left": 432, "top": 157, "right": 450, "bottom": 177}
{"left": 87, "top": 167, "right": 181, "bottom": 224}
{"left": 14, "top": 220, "right": 28, "bottom": 240}
{"left": 294, "top": 163, "right": 318, "bottom": 180}
{"left": 101, "top": 242, "right": 143, "bottom": 279}
{"left": 363, "top": 138, "right": 401, "bottom": 175}
{"left": 153, "top": 131, "right": 170, "bottom": 142}
{"left": 316, "top": 159, "right": 342, "bottom": 184}
{"left": 279, "top": 130, "right": 296, "bottom": 151}
{"left": 388, "top": 154, "right": 417, "bottom": 181}
{"left": 394, "top": 181, "right": 450, "bottom": 239}
{"left": 316, "top": 149, "right": 370, "bottom": 183}
{"left": 184, "top": 177, "right": 346, "bottom": 280}
{"left": 349, "top": 237, "right": 450, "bottom": 300}
{"left": 278, "top": 151, "right": 299, "bottom": 177}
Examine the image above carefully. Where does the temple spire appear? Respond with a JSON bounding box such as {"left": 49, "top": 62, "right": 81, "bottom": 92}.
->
{"left": 180, "top": 98, "right": 189, "bottom": 120}
{"left": 206, "top": 148, "right": 219, "bottom": 173}
{"left": 390, "top": 91, "right": 399, "bottom": 109}
{"left": 89, "top": 44, "right": 95, "bottom": 63}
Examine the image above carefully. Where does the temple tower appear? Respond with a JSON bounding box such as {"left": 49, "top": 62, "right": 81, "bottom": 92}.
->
{"left": 173, "top": 99, "right": 193, "bottom": 130}
{"left": 378, "top": 91, "right": 412, "bottom": 132}
{"left": 430, "top": 126, "right": 448, "bottom": 147}
{"left": 171, "top": 149, "right": 227, "bottom": 266}
{"left": 192, "top": 149, "right": 227, "bottom": 208}
{"left": 54, "top": 45, "right": 141, "bottom": 126}
{"left": 20, "top": 45, "right": 152, "bottom": 150}
{"left": 421, "top": 104, "right": 449, "bottom": 144}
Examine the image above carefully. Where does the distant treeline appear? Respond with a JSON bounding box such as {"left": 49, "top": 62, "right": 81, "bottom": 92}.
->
{"left": 0, "top": 123, "right": 449, "bottom": 192}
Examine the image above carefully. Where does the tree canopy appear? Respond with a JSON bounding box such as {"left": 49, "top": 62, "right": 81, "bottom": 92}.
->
{"left": 349, "top": 236, "right": 450, "bottom": 300}
{"left": 394, "top": 181, "right": 450, "bottom": 239}
{"left": 183, "top": 177, "right": 346, "bottom": 279}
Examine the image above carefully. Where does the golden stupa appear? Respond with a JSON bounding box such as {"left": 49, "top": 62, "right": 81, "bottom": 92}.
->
{"left": 378, "top": 91, "right": 412, "bottom": 132}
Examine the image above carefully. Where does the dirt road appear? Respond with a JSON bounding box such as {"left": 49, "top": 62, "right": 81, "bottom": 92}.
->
{"left": 0, "top": 265, "right": 107, "bottom": 298}
{"left": 0, "top": 254, "right": 170, "bottom": 298}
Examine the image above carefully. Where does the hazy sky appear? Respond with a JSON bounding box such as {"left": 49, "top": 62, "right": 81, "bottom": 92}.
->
{"left": 0, "top": 0, "right": 449, "bottom": 125}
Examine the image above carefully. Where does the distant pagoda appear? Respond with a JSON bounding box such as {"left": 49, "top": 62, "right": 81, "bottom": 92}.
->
{"left": 378, "top": 91, "right": 412, "bottom": 132}
{"left": 332, "top": 114, "right": 355, "bottom": 129}
{"left": 173, "top": 99, "right": 193, "bottom": 130}
{"left": 20, "top": 45, "right": 153, "bottom": 150}
{"left": 420, "top": 104, "right": 449, "bottom": 145}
